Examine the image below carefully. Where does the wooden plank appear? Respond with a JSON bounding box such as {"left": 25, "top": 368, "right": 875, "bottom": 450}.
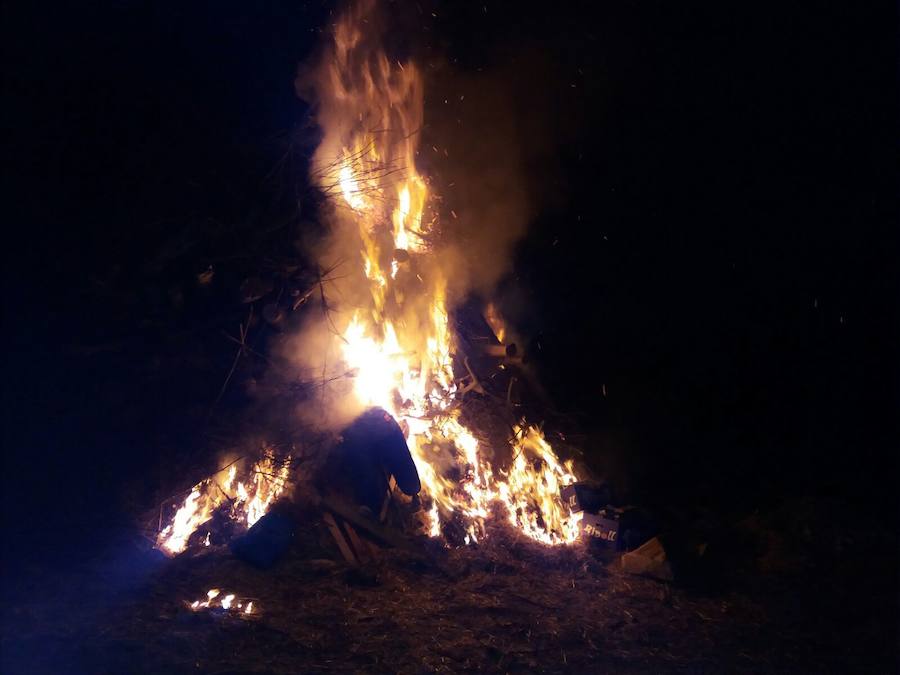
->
{"left": 320, "top": 494, "right": 421, "bottom": 554}
{"left": 379, "top": 475, "right": 397, "bottom": 523}
{"left": 322, "top": 511, "right": 357, "bottom": 564}
{"left": 342, "top": 523, "right": 370, "bottom": 564}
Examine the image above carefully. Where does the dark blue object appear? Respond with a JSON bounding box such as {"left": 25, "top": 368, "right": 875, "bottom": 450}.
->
{"left": 560, "top": 481, "right": 612, "bottom": 513}
{"left": 331, "top": 407, "right": 421, "bottom": 512}
{"left": 230, "top": 510, "right": 295, "bottom": 568}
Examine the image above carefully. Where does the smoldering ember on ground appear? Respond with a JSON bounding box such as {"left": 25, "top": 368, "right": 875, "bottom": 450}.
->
{"left": 2, "top": 1, "right": 896, "bottom": 673}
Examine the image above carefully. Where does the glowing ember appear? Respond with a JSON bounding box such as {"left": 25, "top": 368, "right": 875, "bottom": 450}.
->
{"left": 189, "top": 589, "right": 255, "bottom": 615}
{"left": 308, "top": 0, "right": 582, "bottom": 546}
{"left": 157, "top": 449, "right": 291, "bottom": 556}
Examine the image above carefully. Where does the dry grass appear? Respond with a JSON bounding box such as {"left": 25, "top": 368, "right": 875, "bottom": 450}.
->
{"left": 4, "top": 514, "right": 855, "bottom": 675}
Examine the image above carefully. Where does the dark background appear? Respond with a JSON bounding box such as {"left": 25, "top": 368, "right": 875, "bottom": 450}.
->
{"left": 2, "top": 0, "right": 896, "bottom": 573}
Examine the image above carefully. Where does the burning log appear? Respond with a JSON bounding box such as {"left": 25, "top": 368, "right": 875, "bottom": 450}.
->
{"left": 482, "top": 301, "right": 509, "bottom": 345}
{"left": 476, "top": 343, "right": 518, "bottom": 359}
{"left": 471, "top": 342, "right": 525, "bottom": 367}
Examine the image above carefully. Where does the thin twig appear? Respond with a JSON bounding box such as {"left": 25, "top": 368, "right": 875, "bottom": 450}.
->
{"left": 209, "top": 306, "right": 254, "bottom": 418}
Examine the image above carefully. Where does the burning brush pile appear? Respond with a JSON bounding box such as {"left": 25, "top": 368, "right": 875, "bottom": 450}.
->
{"left": 153, "top": 0, "right": 602, "bottom": 602}
{"left": 156, "top": 451, "right": 292, "bottom": 557}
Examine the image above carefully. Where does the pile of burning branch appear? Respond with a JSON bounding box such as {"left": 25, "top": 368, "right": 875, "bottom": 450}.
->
{"left": 148, "top": 0, "right": 647, "bottom": 612}
{"left": 155, "top": 450, "right": 292, "bottom": 557}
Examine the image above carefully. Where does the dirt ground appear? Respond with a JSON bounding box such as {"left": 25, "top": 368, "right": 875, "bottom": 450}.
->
{"left": 3, "top": 510, "right": 895, "bottom": 675}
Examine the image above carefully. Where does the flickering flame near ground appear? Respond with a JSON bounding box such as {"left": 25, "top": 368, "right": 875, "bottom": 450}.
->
{"left": 189, "top": 588, "right": 255, "bottom": 615}
{"left": 314, "top": 0, "right": 582, "bottom": 546}
{"left": 157, "top": 450, "right": 291, "bottom": 556}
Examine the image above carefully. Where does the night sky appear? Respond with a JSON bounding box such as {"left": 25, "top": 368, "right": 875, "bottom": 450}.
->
{"left": 2, "top": 0, "right": 896, "bottom": 577}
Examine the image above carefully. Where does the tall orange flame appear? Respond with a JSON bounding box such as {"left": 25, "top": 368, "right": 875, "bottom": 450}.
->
{"left": 310, "top": 0, "right": 582, "bottom": 545}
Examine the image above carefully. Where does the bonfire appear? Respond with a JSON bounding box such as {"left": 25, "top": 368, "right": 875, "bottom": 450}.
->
{"left": 154, "top": 0, "right": 587, "bottom": 566}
